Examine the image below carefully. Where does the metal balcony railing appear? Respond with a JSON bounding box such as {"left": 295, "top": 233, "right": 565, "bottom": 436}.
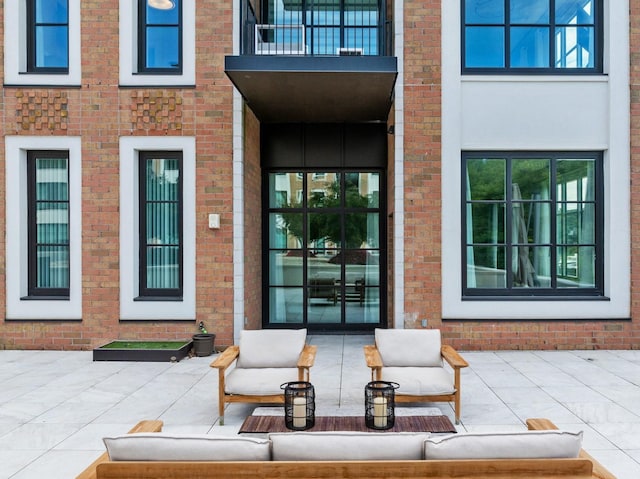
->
{"left": 240, "top": 0, "right": 393, "bottom": 56}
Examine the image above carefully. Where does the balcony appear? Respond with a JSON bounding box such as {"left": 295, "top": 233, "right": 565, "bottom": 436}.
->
{"left": 225, "top": 0, "right": 398, "bottom": 123}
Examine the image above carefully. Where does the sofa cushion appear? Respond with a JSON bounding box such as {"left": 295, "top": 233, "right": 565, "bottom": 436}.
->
{"left": 237, "top": 329, "right": 307, "bottom": 368}
{"left": 381, "top": 366, "right": 454, "bottom": 395}
{"left": 375, "top": 329, "right": 442, "bottom": 367}
{"left": 225, "top": 367, "right": 301, "bottom": 395}
{"left": 103, "top": 433, "right": 271, "bottom": 461}
{"left": 270, "top": 431, "right": 429, "bottom": 461}
{"left": 424, "top": 430, "right": 583, "bottom": 460}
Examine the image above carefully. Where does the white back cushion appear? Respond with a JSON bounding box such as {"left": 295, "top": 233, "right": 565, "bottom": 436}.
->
{"left": 237, "top": 329, "right": 307, "bottom": 368}
{"left": 270, "top": 431, "right": 429, "bottom": 461}
{"left": 375, "top": 329, "right": 442, "bottom": 367}
{"left": 424, "top": 430, "right": 583, "bottom": 460}
{"left": 103, "top": 433, "right": 271, "bottom": 461}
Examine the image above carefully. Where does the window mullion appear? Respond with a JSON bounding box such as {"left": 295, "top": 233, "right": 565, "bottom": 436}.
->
{"left": 505, "top": 156, "right": 513, "bottom": 289}
{"left": 550, "top": 158, "right": 558, "bottom": 289}
{"left": 504, "top": 0, "right": 510, "bottom": 69}
{"left": 549, "top": 0, "right": 556, "bottom": 69}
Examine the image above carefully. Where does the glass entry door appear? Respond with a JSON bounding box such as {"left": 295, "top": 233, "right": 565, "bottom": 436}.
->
{"left": 265, "top": 171, "right": 384, "bottom": 330}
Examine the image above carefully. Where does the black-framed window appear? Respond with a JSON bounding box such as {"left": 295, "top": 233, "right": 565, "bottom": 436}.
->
{"left": 27, "top": 151, "right": 70, "bottom": 297}
{"left": 138, "top": 151, "right": 183, "bottom": 298}
{"left": 27, "top": 0, "right": 69, "bottom": 72}
{"left": 462, "top": 0, "right": 602, "bottom": 73}
{"left": 462, "top": 152, "right": 603, "bottom": 297}
{"left": 138, "top": 0, "right": 182, "bottom": 73}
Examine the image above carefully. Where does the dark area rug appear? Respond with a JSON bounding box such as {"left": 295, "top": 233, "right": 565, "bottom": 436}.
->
{"left": 239, "top": 415, "right": 457, "bottom": 434}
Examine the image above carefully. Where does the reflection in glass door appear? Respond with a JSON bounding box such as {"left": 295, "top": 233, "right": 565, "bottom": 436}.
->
{"left": 265, "top": 171, "right": 384, "bottom": 330}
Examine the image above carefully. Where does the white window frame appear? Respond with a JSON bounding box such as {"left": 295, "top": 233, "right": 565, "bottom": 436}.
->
{"left": 5, "top": 136, "right": 82, "bottom": 320}
{"left": 119, "top": 0, "right": 195, "bottom": 86}
{"left": 4, "top": 0, "right": 82, "bottom": 86}
{"left": 119, "top": 136, "right": 196, "bottom": 320}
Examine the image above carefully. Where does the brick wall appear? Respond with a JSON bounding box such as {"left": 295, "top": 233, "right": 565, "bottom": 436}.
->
{"left": 1, "top": 1, "right": 638, "bottom": 351}
{"left": 402, "top": 0, "right": 443, "bottom": 330}
{"left": 243, "top": 106, "right": 263, "bottom": 333}
{"left": 628, "top": 0, "right": 640, "bottom": 350}
{"left": 0, "top": 0, "right": 236, "bottom": 350}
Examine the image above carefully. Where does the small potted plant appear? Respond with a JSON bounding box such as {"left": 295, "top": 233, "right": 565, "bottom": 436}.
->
{"left": 192, "top": 321, "right": 216, "bottom": 357}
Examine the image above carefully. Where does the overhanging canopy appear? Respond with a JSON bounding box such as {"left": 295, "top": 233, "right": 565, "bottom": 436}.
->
{"left": 225, "top": 56, "right": 397, "bottom": 123}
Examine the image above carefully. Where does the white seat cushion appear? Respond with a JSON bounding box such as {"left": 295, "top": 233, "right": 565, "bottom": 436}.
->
{"left": 270, "top": 431, "right": 429, "bottom": 461}
{"left": 382, "top": 366, "right": 454, "bottom": 395}
{"left": 375, "top": 329, "right": 442, "bottom": 367}
{"left": 225, "top": 367, "right": 300, "bottom": 395}
{"left": 237, "top": 329, "right": 307, "bottom": 368}
{"left": 103, "top": 433, "right": 271, "bottom": 461}
{"left": 424, "top": 430, "right": 583, "bottom": 460}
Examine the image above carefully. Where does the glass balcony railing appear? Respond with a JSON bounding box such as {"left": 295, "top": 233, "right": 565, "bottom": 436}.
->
{"left": 240, "top": 0, "right": 392, "bottom": 56}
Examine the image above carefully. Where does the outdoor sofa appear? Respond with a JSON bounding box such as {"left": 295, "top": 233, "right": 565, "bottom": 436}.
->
{"left": 76, "top": 417, "right": 616, "bottom": 479}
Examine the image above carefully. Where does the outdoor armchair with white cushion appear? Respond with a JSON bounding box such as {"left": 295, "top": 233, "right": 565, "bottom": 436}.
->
{"left": 363, "top": 328, "right": 468, "bottom": 424}
{"left": 210, "top": 329, "right": 317, "bottom": 425}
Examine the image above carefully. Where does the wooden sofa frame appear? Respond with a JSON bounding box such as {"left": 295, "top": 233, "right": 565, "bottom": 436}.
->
{"left": 210, "top": 343, "right": 317, "bottom": 425}
{"left": 76, "top": 418, "right": 616, "bottom": 479}
{"left": 364, "top": 343, "right": 469, "bottom": 424}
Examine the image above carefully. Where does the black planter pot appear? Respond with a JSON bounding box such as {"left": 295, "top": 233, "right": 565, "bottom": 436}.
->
{"left": 192, "top": 333, "right": 216, "bottom": 357}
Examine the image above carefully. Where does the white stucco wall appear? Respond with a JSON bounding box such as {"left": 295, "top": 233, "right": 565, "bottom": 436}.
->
{"left": 441, "top": 0, "right": 630, "bottom": 319}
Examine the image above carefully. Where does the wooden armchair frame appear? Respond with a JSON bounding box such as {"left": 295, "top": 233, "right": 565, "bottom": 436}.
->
{"left": 210, "top": 344, "right": 317, "bottom": 425}
{"left": 364, "top": 344, "right": 468, "bottom": 424}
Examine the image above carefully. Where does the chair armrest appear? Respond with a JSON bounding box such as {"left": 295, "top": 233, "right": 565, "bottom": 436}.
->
{"left": 210, "top": 345, "right": 240, "bottom": 371}
{"left": 75, "top": 420, "right": 163, "bottom": 479}
{"left": 297, "top": 344, "right": 317, "bottom": 369}
{"left": 363, "top": 344, "right": 383, "bottom": 369}
{"left": 527, "top": 418, "right": 617, "bottom": 479}
{"left": 526, "top": 418, "right": 558, "bottom": 431}
{"left": 441, "top": 345, "right": 469, "bottom": 369}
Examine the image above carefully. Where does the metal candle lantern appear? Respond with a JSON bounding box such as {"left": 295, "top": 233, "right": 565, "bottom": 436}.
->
{"left": 281, "top": 381, "right": 315, "bottom": 430}
{"left": 365, "top": 381, "right": 399, "bottom": 430}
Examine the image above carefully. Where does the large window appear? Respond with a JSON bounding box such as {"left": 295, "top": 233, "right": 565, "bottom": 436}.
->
{"left": 138, "top": 151, "right": 183, "bottom": 298}
{"left": 5, "top": 137, "right": 82, "bottom": 320}
{"left": 27, "top": 0, "right": 69, "bottom": 72}
{"left": 138, "top": 0, "right": 182, "bottom": 73}
{"left": 462, "top": 0, "right": 601, "bottom": 73}
{"left": 463, "top": 152, "right": 603, "bottom": 297}
{"left": 5, "top": 0, "right": 80, "bottom": 85}
{"left": 119, "top": 0, "right": 194, "bottom": 86}
{"left": 27, "top": 151, "right": 70, "bottom": 297}
{"left": 120, "top": 137, "right": 195, "bottom": 320}
{"left": 265, "top": 171, "right": 384, "bottom": 330}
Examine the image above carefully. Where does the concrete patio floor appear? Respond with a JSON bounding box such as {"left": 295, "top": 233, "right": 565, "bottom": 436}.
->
{"left": 0, "top": 334, "right": 639, "bottom": 478}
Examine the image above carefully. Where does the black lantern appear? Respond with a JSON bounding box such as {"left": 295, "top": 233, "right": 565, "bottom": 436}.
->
{"left": 281, "top": 381, "right": 315, "bottom": 430}
{"left": 365, "top": 381, "right": 399, "bottom": 430}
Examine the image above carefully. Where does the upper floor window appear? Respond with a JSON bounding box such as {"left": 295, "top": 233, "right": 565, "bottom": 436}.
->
{"left": 138, "top": 151, "right": 183, "bottom": 298}
{"left": 27, "top": 0, "right": 69, "bottom": 72}
{"left": 5, "top": 0, "right": 80, "bottom": 85}
{"left": 251, "top": 0, "right": 387, "bottom": 56}
{"left": 27, "top": 151, "right": 70, "bottom": 297}
{"left": 462, "top": 0, "right": 602, "bottom": 73}
{"left": 463, "top": 152, "right": 603, "bottom": 297}
{"left": 119, "top": 0, "right": 194, "bottom": 86}
{"left": 138, "top": 0, "right": 182, "bottom": 73}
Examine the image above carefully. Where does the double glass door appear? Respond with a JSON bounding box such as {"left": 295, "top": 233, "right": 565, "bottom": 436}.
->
{"left": 266, "top": 171, "right": 384, "bottom": 330}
